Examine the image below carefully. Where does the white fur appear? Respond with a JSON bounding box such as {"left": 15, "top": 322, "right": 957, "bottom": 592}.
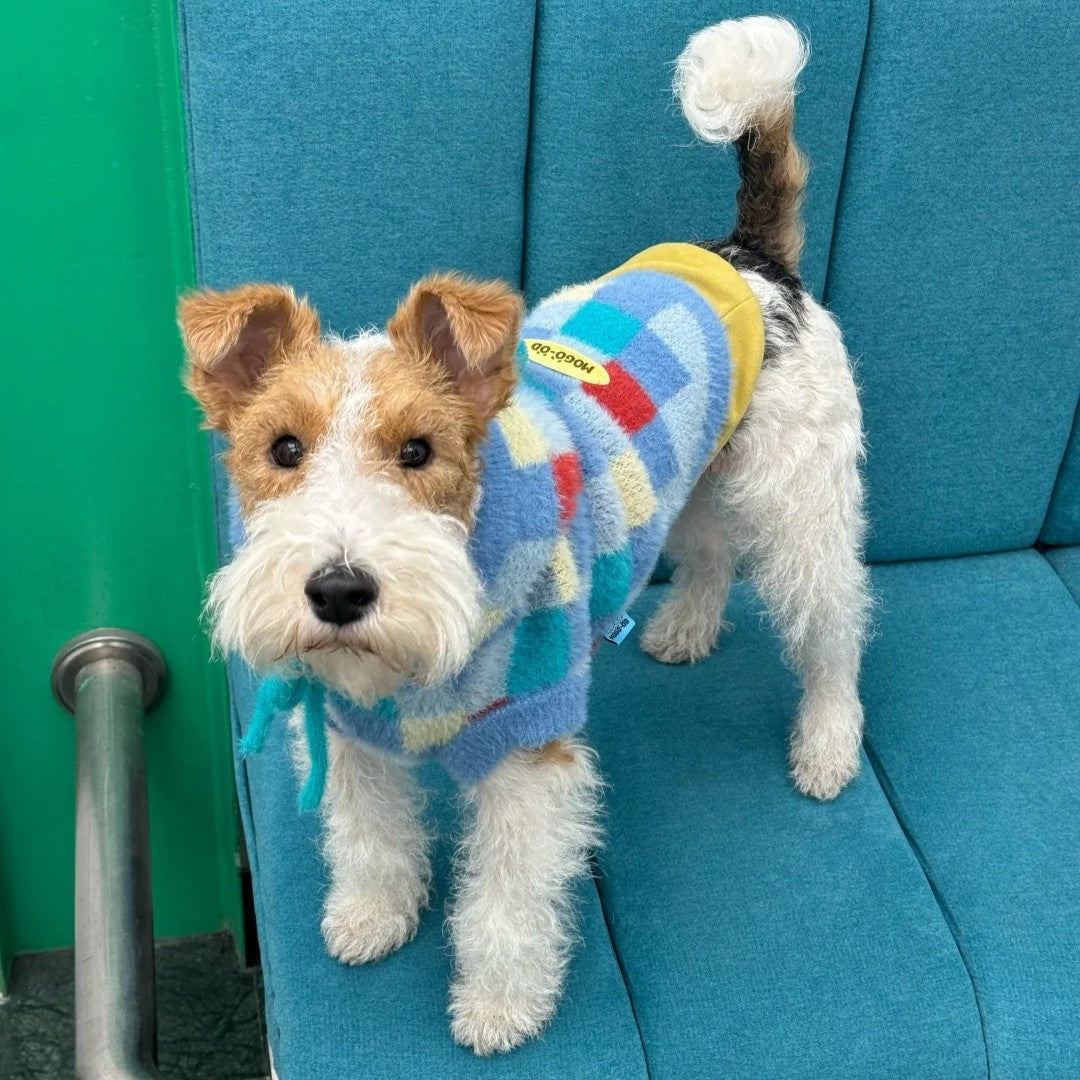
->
{"left": 644, "top": 276, "right": 870, "bottom": 799}
{"left": 675, "top": 16, "right": 808, "bottom": 143}
{"left": 208, "top": 336, "right": 482, "bottom": 705}
{"left": 447, "top": 739, "right": 602, "bottom": 1055}
{"left": 319, "top": 729, "right": 432, "bottom": 964}
{"left": 288, "top": 712, "right": 432, "bottom": 963}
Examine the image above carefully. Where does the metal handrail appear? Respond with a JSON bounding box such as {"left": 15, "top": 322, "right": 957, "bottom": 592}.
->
{"left": 52, "top": 630, "right": 167, "bottom": 1080}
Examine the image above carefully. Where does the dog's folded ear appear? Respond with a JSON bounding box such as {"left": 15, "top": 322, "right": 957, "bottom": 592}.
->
{"left": 387, "top": 273, "right": 523, "bottom": 420}
{"left": 178, "top": 284, "right": 321, "bottom": 432}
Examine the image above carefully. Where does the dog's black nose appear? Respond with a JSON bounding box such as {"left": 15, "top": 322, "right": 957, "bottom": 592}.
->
{"left": 305, "top": 564, "right": 379, "bottom": 626}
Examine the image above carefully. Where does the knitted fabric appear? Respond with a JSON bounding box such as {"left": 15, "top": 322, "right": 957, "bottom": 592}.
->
{"left": 242, "top": 243, "right": 764, "bottom": 793}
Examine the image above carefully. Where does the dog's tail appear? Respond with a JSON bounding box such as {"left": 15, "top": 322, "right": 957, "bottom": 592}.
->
{"left": 675, "top": 16, "right": 809, "bottom": 276}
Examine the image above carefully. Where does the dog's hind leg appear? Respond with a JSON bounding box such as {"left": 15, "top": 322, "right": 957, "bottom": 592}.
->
{"left": 294, "top": 725, "right": 432, "bottom": 964}
{"left": 725, "top": 303, "right": 871, "bottom": 801}
{"left": 448, "top": 737, "right": 602, "bottom": 1055}
{"left": 642, "top": 474, "right": 734, "bottom": 664}
{"left": 756, "top": 513, "right": 870, "bottom": 802}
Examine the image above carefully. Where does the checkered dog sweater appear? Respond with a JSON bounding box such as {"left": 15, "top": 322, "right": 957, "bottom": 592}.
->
{"left": 248, "top": 243, "right": 764, "bottom": 796}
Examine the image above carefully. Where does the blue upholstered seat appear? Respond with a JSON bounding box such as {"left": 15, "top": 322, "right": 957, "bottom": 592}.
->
{"left": 593, "top": 552, "right": 1080, "bottom": 1080}
{"left": 180, "top": 0, "right": 1080, "bottom": 1075}
{"left": 862, "top": 552, "right": 1080, "bottom": 1080}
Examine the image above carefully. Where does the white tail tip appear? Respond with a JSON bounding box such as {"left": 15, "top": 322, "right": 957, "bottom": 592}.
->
{"left": 675, "top": 16, "right": 809, "bottom": 144}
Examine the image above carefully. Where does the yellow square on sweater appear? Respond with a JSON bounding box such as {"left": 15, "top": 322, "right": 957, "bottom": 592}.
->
{"left": 497, "top": 401, "right": 549, "bottom": 467}
{"left": 611, "top": 448, "right": 657, "bottom": 528}
{"left": 551, "top": 536, "right": 580, "bottom": 604}
{"left": 400, "top": 711, "right": 468, "bottom": 753}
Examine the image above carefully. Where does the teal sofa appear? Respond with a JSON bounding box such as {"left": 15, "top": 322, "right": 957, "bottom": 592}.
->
{"left": 179, "top": 1, "right": 1080, "bottom": 1076}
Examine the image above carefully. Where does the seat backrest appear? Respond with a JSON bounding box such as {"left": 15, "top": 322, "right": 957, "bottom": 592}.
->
{"left": 823, "top": 0, "right": 1079, "bottom": 561}
{"left": 179, "top": 0, "right": 1079, "bottom": 564}
{"left": 180, "top": 1, "right": 535, "bottom": 330}
{"left": 519, "top": 0, "right": 867, "bottom": 303}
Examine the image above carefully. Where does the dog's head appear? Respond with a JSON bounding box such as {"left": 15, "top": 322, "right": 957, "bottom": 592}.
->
{"left": 180, "top": 275, "right": 523, "bottom": 705}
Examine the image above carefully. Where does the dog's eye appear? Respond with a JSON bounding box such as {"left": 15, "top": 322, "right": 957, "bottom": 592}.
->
{"left": 270, "top": 435, "right": 304, "bottom": 468}
{"left": 399, "top": 438, "right": 432, "bottom": 469}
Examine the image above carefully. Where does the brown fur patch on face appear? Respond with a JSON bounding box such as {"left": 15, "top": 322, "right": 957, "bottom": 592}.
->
{"left": 364, "top": 344, "right": 484, "bottom": 524}
{"left": 387, "top": 272, "right": 522, "bottom": 421}
{"left": 179, "top": 284, "right": 321, "bottom": 434}
{"left": 188, "top": 274, "right": 522, "bottom": 529}
{"left": 375, "top": 272, "right": 524, "bottom": 526}
{"left": 224, "top": 345, "right": 342, "bottom": 514}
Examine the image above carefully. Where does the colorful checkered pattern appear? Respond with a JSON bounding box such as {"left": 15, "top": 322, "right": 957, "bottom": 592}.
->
{"left": 326, "top": 245, "right": 740, "bottom": 782}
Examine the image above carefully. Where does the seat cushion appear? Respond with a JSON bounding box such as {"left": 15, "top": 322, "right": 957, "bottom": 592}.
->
{"left": 523, "top": 0, "right": 868, "bottom": 302}
{"left": 589, "top": 583, "right": 986, "bottom": 1080}
{"left": 824, "top": 0, "right": 1080, "bottom": 561}
{"left": 178, "top": 0, "right": 535, "bottom": 328}
{"left": 226, "top": 664, "right": 647, "bottom": 1080}
{"left": 862, "top": 551, "right": 1080, "bottom": 1080}
{"left": 1045, "top": 545, "right": 1080, "bottom": 604}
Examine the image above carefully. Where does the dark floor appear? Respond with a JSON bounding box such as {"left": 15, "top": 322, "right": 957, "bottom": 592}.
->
{"left": 0, "top": 933, "right": 268, "bottom": 1080}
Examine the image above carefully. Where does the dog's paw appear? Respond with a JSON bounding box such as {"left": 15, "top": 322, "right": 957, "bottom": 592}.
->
{"left": 641, "top": 601, "right": 724, "bottom": 665}
{"left": 321, "top": 886, "right": 426, "bottom": 966}
{"left": 449, "top": 980, "right": 554, "bottom": 1056}
{"left": 789, "top": 708, "right": 862, "bottom": 801}
{"left": 790, "top": 747, "right": 858, "bottom": 801}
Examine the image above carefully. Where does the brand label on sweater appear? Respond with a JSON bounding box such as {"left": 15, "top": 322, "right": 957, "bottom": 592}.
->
{"left": 524, "top": 339, "right": 610, "bottom": 385}
{"left": 604, "top": 613, "right": 635, "bottom": 645}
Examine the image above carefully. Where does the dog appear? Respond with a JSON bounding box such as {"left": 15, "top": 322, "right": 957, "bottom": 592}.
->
{"left": 179, "top": 16, "right": 869, "bottom": 1055}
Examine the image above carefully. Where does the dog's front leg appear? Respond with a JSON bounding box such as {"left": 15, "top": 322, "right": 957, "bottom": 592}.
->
{"left": 294, "top": 725, "right": 432, "bottom": 965}
{"left": 448, "top": 737, "right": 602, "bottom": 1055}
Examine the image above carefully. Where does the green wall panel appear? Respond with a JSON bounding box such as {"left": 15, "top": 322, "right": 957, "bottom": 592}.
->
{"left": 0, "top": 1, "right": 241, "bottom": 953}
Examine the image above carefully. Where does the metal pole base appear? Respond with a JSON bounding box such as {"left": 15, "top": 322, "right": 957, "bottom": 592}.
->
{"left": 51, "top": 628, "right": 166, "bottom": 715}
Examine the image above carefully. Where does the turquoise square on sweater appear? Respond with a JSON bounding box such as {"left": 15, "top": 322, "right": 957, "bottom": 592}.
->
{"left": 561, "top": 301, "right": 641, "bottom": 357}
{"left": 374, "top": 697, "right": 398, "bottom": 720}
{"left": 507, "top": 606, "right": 572, "bottom": 697}
{"left": 590, "top": 546, "right": 634, "bottom": 621}
{"left": 516, "top": 342, "right": 560, "bottom": 401}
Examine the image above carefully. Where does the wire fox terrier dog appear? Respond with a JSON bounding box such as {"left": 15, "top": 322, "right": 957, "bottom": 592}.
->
{"left": 180, "top": 17, "right": 870, "bottom": 1055}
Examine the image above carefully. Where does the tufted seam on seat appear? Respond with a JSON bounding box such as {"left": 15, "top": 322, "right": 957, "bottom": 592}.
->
{"left": 1040, "top": 398, "right": 1080, "bottom": 545}
{"left": 1041, "top": 546, "right": 1080, "bottom": 607}
{"left": 862, "top": 739, "right": 992, "bottom": 1080}
{"left": 519, "top": 0, "right": 543, "bottom": 293}
{"left": 591, "top": 863, "right": 654, "bottom": 1080}
{"left": 821, "top": 0, "right": 874, "bottom": 306}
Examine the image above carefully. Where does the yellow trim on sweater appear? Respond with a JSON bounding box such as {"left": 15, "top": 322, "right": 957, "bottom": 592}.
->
{"left": 606, "top": 242, "right": 765, "bottom": 452}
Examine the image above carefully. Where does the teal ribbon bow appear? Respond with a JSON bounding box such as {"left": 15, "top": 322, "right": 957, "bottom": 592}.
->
{"left": 239, "top": 675, "right": 328, "bottom": 811}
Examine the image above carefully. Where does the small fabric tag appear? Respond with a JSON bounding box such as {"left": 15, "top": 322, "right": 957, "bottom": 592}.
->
{"left": 524, "top": 338, "right": 611, "bottom": 385}
{"left": 604, "top": 613, "right": 636, "bottom": 645}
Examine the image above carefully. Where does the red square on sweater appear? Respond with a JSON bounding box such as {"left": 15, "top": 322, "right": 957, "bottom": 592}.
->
{"left": 583, "top": 361, "right": 657, "bottom": 434}
{"left": 552, "top": 451, "right": 584, "bottom": 525}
